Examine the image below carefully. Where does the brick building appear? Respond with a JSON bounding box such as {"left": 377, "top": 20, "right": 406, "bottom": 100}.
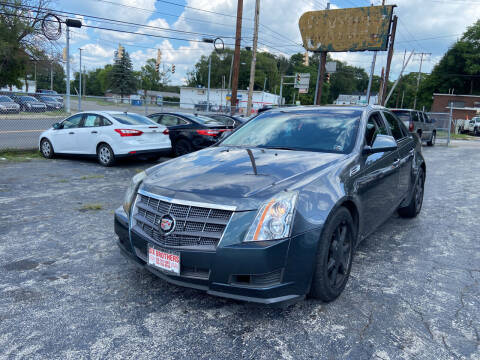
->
{"left": 431, "top": 93, "right": 480, "bottom": 120}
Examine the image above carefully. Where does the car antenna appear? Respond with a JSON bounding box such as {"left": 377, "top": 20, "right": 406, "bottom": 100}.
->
{"left": 246, "top": 148, "right": 257, "bottom": 175}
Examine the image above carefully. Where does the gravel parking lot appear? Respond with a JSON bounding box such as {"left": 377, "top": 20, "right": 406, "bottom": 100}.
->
{"left": 1, "top": 142, "right": 479, "bottom": 359}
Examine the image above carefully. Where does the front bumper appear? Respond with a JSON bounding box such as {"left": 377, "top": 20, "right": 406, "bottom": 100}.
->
{"left": 114, "top": 207, "right": 320, "bottom": 304}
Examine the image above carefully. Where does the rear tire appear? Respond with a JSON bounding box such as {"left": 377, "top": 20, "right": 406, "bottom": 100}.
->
{"left": 427, "top": 131, "right": 436, "bottom": 146}
{"left": 97, "top": 143, "right": 115, "bottom": 167}
{"left": 398, "top": 167, "right": 424, "bottom": 218}
{"left": 40, "top": 138, "right": 54, "bottom": 159}
{"left": 309, "top": 207, "right": 355, "bottom": 302}
{"left": 475, "top": 127, "right": 479, "bottom": 136}
{"left": 174, "top": 139, "right": 192, "bottom": 157}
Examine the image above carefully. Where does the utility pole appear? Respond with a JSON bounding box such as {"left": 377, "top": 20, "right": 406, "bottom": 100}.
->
{"left": 314, "top": 2, "right": 330, "bottom": 106}
{"left": 207, "top": 54, "right": 211, "bottom": 112}
{"left": 246, "top": 0, "right": 260, "bottom": 116}
{"left": 228, "top": 54, "right": 234, "bottom": 89}
{"left": 50, "top": 61, "right": 53, "bottom": 90}
{"left": 381, "top": 15, "right": 397, "bottom": 105}
{"left": 83, "top": 66, "right": 86, "bottom": 99}
{"left": 78, "top": 48, "right": 82, "bottom": 111}
{"left": 66, "top": 26, "right": 70, "bottom": 113}
{"left": 263, "top": 77, "right": 267, "bottom": 91}
{"left": 366, "top": 52, "right": 377, "bottom": 105}
{"left": 231, "top": 0, "right": 243, "bottom": 115}
{"left": 413, "top": 52, "right": 431, "bottom": 109}
{"left": 378, "top": 67, "right": 385, "bottom": 105}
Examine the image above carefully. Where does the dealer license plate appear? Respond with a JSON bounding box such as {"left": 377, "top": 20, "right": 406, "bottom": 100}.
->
{"left": 148, "top": 246, "right": 180, "bottom": 275}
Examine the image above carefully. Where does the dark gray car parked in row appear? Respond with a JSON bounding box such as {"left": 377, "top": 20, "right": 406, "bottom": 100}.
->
{"left": 115, "top": 105, "right": 426, "bottom": 304}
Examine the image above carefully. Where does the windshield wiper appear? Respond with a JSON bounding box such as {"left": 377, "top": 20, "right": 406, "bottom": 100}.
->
{"left": 258, "top": 146, "right": 298, "bottom": 151}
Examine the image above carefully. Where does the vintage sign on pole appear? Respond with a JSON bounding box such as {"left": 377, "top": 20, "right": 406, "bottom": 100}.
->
{"left": 299, "top": 5, "right": 395, "bottom": 52}
{"left": 294, "top": 73, "right": 310, "bottom": 90}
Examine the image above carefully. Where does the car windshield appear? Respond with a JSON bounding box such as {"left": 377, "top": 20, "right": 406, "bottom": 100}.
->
{"left": 184, "top": 114, "right": 223, "bottom": 126}
{"left": 391, "top": 110, "right": 410, "bottom": 122}
{"left": 0, "top": 96, "right": 12, "bottom": 102}
{"left": 220, "top": 109, "right": 361, "bottom": 154}
{"left": 20, "top": 96, "right": 38, "bottom": 101}
{"left": 112, "top": 113, "right": 156, "bottom": 125}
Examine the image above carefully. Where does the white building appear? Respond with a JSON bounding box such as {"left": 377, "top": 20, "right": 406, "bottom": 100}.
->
{"left": 335, "top": 93, "right": 378, "bottom": 105}
{"left": 0, "top": 80, "right": 37, "bottom": 93}
{"left": 180, "top": 87, "right": 281, "bottom": 115}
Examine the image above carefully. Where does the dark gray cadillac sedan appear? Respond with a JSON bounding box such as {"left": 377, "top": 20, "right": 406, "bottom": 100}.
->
{"left": 114, "top": 105, "right": 425, "bottom": 304}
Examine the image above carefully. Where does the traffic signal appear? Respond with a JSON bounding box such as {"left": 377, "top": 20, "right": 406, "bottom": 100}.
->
{"left": 326, "top": 73, "right": 330, "bottom": 84}
{"left": 303, "top": 52, "right": 309, "bottom": 66}
{"left": 296, "top": 73, "right": 301, "bottom": 83}
{"left": 155, "top": 63, "right": 159, "bottom": 72}
{"left": 171, "top": 64, "right": 175, "bottom": 74}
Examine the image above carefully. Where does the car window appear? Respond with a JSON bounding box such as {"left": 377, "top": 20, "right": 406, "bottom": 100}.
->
{"left": 365, "top": 112, "right": 388, "bottom": 146}
{"left": 83, "top": 114, "right": 104, "bottom": 127}
{"left": 411, "top": 111, "right": 419, "bottom": 122}
{"left": 0, "top": 96, "right": 12, "bottom": 102}
{"left": 101, "top": 117, "right": 112, "bottom": 126}
{"left": 112, "top": 113, "right": 155, "bottom": 125}
{"left": 383, "top": 112, "right": 406, "bottom": 140}
{"left": 423, "top": 113, "right": 432, "bottom": 123}
{"left": 391, "top": 110, "right": 411, "bottom": 123}
{"left": 161, "top": 115, "right": 181, "bottom": 126}
{"left": 221, "top": 109, "right": 361, "bottom": 154}
{"left": 148, "top": 114, "right": 161, "bottom": 123}
{"left": 62, "top": 114, "right": 83, "bottom": 129}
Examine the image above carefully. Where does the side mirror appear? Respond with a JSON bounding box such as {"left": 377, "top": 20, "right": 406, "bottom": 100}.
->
{"left": 52, "top": 122, "right": 62, "bottom": 129}
{"left": 363, "top": 134, "right": 398, "bottom": 155}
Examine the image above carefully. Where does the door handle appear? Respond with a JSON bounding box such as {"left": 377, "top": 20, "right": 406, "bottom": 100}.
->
{"left": 69, "top": 132, "right": 74, "bottom": 134}
{"left": 91, "top": 131, "right": 98, "bottom": 134}
{"left": 392, "top": 159, "right": 400, "bottom": 168}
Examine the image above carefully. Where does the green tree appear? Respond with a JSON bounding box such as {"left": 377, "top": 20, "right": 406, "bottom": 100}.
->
{"left": 108, "top": 49, "right": 137, "bottom": 99}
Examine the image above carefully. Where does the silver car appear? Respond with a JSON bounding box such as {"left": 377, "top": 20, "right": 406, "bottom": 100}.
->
{"left": 0, "top": 95, "right": 20, "bottom": 113}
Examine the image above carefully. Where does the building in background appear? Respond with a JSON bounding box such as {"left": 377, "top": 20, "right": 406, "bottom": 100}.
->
{"left": 0, "top": 80, "right": 37, "bottom": 93}
{"left": 335, "top": 92, "right": 378, "bottom": 105}
{"left": 180, "top": 87, "right": 280, "bottom": 114}
{"left": 431, "top": 93, "right": 480, "bottom": 120}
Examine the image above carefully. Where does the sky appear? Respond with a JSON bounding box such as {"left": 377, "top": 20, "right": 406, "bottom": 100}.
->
{"left": 52, "top": 0, "right": 480, "bottom": 88}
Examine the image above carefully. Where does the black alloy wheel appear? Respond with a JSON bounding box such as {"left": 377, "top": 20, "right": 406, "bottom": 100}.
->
{"left": 310, "top": 207, "right": 354, "bottom": 302}
{"left": 174, "top": 139, "right": 192, "bottom": 157}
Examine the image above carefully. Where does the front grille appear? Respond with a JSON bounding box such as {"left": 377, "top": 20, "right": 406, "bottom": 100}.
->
{"left": 133, "top": 192, "right": 234, "bottom": 250}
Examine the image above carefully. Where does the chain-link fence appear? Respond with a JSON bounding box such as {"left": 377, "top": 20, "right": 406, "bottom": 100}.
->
{"left": 426, "top": 112, "right": 452, "bottom": 145}
{"left": 0, "top": 92, "right": 261, "bottom": 151}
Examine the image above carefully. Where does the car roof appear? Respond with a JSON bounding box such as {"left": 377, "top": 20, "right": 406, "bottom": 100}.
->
{"left": 390, "top": 108, "right": 420, "bottom": 112}
{"left": 265, "top": 104, "right": 384, "bottom": 114}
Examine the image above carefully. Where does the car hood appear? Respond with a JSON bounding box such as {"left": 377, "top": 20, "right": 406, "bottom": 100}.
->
{"left": 141, "top": 146, "right": 346, "bottom": 210}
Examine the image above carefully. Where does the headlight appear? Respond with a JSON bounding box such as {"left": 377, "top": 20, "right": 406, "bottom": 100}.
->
{"left": 244, "top": 191, "right": 298, "bottom": 242}
{"left": 123, "top": 171, "right": 147, "bottom": 215}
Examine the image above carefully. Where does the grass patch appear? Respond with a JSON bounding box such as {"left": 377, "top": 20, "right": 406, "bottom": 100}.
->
{"left": 57, "top": 179, "right": 69, "bottom": 183}
{"left": 80, "top": 174, "right": 104, "bottom": 180}
{"left": 436, "top": 131, "right": 477, "bottom": 140}
{"left": 0, "top": 149, "right": 43, "bottom": 162}
{"left": 78, "top": 203, "right": 103, "bottom": 212}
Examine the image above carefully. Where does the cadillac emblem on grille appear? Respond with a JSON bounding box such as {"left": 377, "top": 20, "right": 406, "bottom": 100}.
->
{"left": 159, "top": 214, "right": 175, "bottom": 235}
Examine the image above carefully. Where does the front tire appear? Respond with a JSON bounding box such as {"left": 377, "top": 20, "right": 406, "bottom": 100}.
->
{"left": 97, "top": 143, "right": 115, "bottom": 167}
{"left": 427, "top": 131, "right": 436, "bottom": 146}
{"left": 40, "top": 138, "right": 54, "bottom": 159}
{"left": 398, "top": 167, "right": 425, "bottom": 218}
{"left": 309, "top": 207, "right": 355, "bottom": 302}
{"left": 174, "top": 139, "right": 192, "bottom": 157}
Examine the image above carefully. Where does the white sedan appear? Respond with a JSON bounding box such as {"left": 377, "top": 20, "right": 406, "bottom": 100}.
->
{"left": 39, "top": 111, "right": 171, "bottom": 166}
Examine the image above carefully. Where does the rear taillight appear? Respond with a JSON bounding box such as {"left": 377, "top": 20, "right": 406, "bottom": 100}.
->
{"left": 409, "top": 121, "right": 414, "bottom": 132}
{"left": 114, "top": 129, "right": 143, "bottom": 137}
{"left": 196, "top": 129, "right": 231, "bottom": 136}
{"left": 163, "top": 129, "right": 169, "bottom": 135}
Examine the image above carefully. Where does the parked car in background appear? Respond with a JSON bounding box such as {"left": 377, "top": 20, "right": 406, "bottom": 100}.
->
{"left": 207, "top": 114, "right": 245, "bottom": 128}
{"left": 36, "top": 95, "right": 64, "bottom": 110}
{"left": 11, "top": 95, "right": 47, "bottom": 112}
{"left": 36, "top": 89, "right": 63, "bottom": 103}
{"left": 0, "top": 95, "right": 20, "bottom": 113}
{"left": 147, "top": 112, "right": 232, "bottom": 156}
{"left": 115, "top": 105, "right": 426, "bottom": 304}
{"left": 390, "top": 109, "right": 436, "bottom": 146}
{"left": 459, "top": 116, "right": 480, "bottom": 136}
{"left": 39, "top": 111, "right": 171, "bottom": 166}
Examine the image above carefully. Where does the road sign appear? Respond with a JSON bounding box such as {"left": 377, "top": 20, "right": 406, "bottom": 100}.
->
{"left": 326, "top": 61, "right": 337, "bottom": 73}
{"left": 299, "top": 5, "right": 394, "bottom": 52}
{"left": 294, "top": 73, "right": 310, "bottom": 90}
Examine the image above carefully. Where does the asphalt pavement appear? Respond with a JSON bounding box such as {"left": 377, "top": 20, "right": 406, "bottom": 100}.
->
{"left": 0, "top": 142, "right": 479, "bottom": 359}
